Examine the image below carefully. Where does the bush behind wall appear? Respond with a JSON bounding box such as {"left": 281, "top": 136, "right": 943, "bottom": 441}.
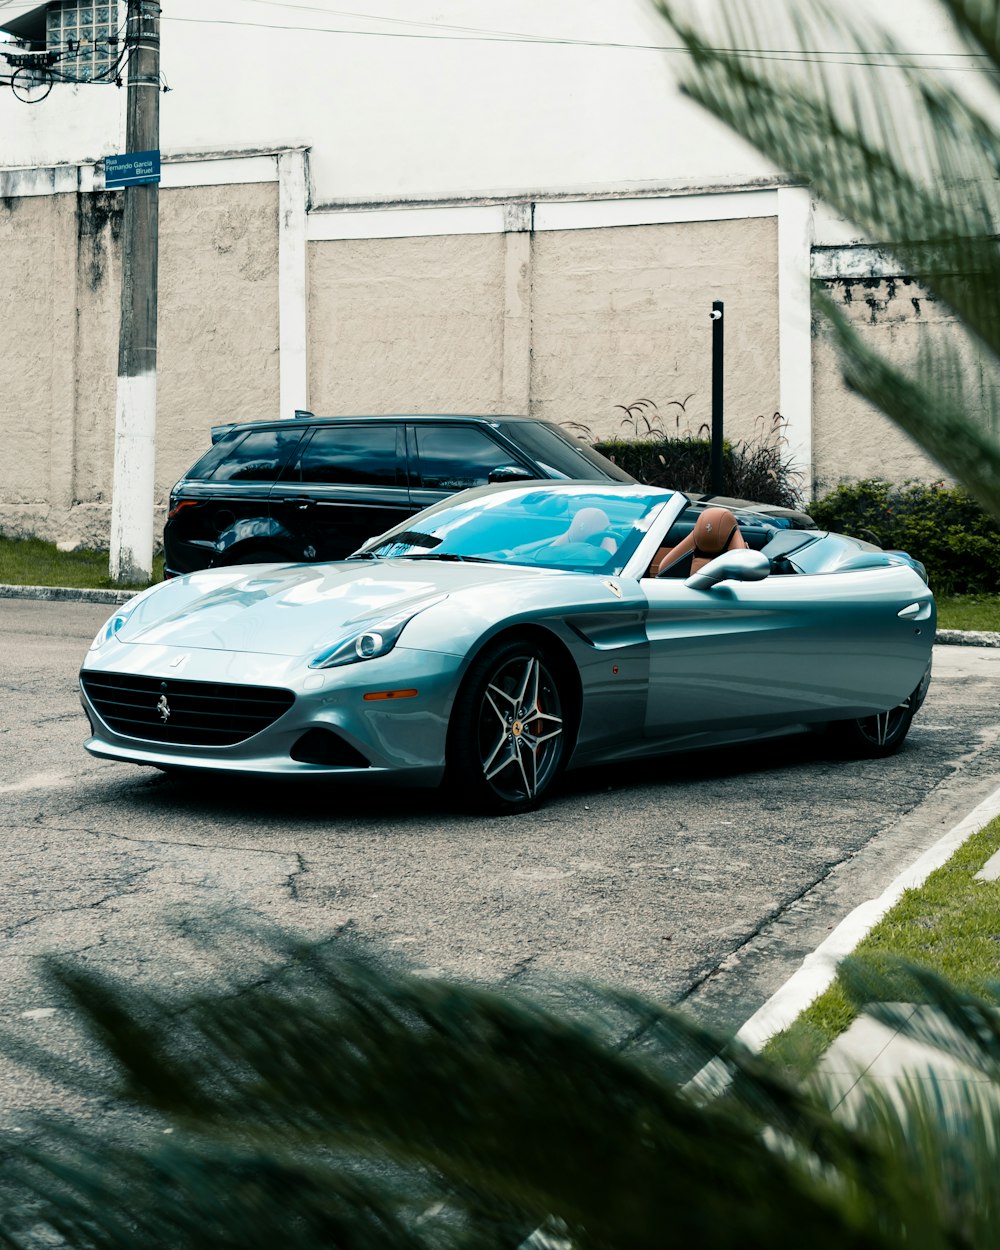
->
{"left": 809, "top": 480, "right": 1000, "bottom": 596}
{"left": 593, "top": 436, "right": 803, "bottom": 509}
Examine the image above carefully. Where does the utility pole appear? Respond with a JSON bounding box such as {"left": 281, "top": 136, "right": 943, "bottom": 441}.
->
{"left": 109, "top": 0, "right": 161, "bottom": 584}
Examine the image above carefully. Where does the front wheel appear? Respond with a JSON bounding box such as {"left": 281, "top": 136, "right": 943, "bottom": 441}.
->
{"left": 447, "top": 639, "right": 569, "bottom": 814}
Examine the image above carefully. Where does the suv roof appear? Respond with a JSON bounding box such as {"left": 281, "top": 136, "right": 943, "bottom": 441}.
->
{"left": 209, "top": 413, "right": 551, "bottom": 442}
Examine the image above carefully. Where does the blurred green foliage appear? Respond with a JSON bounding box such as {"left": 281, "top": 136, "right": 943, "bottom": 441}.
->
{"left": 654, "top": 0, "right": 1000, "bottom": 523}
{"left": 5, "top": 933, "right": 1000, "bottom": 1250}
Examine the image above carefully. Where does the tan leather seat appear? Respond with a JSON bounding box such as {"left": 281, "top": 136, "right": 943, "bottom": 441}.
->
{"left": 649, "top": 506, "right": 747, "bottom": 577}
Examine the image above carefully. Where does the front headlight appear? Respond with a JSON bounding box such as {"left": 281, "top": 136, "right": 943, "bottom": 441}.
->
{"left": 89, "top": 605, "right": 137, "bottom": 650}
{"left": 310, "top": 595, "right": 447, "bottom": 669}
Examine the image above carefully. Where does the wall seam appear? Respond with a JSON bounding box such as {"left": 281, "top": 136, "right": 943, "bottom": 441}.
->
{"left": 777, "top": 185, "right": 814, "bottom": 500}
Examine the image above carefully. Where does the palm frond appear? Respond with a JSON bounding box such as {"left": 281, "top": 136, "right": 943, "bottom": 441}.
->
{"left": 654, "top": 0, "right": 1000, "bottom": 516}
{"left": 0, "top": 935, "right": 924, "bottom": 1250}
{"left": 821, "top": 294, "right": 1000, "bottom": 517}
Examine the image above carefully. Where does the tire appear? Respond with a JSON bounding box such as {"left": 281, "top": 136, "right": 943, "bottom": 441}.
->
{"left": 829, "top": 690, "right": 917, "bottom": 759}
{"left": 448, "top": 638, "right": 569, "bottom": 814}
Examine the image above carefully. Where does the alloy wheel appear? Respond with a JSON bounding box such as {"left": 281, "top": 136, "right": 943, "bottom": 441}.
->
{"left": 476, "top": 653, "right": 564, "bottom": 804}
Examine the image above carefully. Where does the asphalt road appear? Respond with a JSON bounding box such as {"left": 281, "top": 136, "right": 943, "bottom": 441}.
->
{"left": 2, "top": 596, "right": 999, "bottom": 1121}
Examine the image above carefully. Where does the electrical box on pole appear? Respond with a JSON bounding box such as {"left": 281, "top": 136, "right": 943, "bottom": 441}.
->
{"left": 109, "top": 0, "right": 161, "bottom": 585}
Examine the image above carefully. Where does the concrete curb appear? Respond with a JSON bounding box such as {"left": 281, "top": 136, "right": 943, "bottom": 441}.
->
{"left": 2, "top": 583, "right": 998, "bottom": 646}
{"left": 686, "top": 782, "right": 1000, "bottom": 1099}
{"left": 936, "top": 628, "right": 1000, "bottom": 648}
{"left": 735, "top": 782, "right": 1000, "bottom": 1052}
{"left": 0, "top": 583, "right": 138, "bottom": 605}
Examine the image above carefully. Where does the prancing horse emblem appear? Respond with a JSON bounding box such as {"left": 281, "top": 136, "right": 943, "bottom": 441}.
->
{"left": 156, "top": 694, "right": 171, "bottom": 722}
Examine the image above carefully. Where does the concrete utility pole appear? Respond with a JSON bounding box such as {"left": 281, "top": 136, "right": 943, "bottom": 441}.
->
{"left": 110, "top": 0, "right": 161, "bottom": 584}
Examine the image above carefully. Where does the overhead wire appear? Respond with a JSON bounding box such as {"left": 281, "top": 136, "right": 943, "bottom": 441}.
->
{"left": 1, "top": 0, "right": 997, "bottom": 84}
{"left": 159, "top": 9, "right": 1000, "bottom": 73}
{"left": 227, "top": 0, "right": 1000, "bottom": 60}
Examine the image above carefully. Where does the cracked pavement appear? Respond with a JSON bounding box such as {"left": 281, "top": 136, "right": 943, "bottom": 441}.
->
{"left": 1, "top": 597, "right": 999, "bottom": 1119}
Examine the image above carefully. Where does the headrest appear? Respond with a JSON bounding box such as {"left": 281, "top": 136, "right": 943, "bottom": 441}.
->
{"left": 559, "top": 507, "right": 610, "bottom": 543}
{"left": 692, "top": 507, "right": 739, "bottom": 555}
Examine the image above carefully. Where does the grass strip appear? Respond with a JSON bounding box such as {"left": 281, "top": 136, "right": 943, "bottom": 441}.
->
{"left": 765, "top": 814, "right": 1000, "bottom": 1074}
{"left": 935, "top": 594, "right": 1000, "bottom": 632}
{"left": 0, "top": 534, "right": 163, "bottom": 590}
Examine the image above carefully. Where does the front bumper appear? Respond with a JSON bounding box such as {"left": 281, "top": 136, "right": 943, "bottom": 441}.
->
{"left": 80, "top": 641, "right": 460, "bottom": 785}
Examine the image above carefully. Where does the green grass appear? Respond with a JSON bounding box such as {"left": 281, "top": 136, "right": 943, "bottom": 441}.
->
{"left": 935, "top": 594, "right": 1000, "bottom": 632}
{"left": 0, "top": 533, "right": 163, "bottom": 590}
{"left": 765, "top": 814, "right": 1000, "bottom": 1074}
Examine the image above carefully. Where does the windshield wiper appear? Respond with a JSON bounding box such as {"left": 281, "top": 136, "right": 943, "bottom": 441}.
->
{"left": 400, "top": 553, "right": 491, "bottom": 563}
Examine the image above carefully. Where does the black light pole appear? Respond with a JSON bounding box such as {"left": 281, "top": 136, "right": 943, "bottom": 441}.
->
{"left": 710, "top": 300, "right": 724, "bottom": 496}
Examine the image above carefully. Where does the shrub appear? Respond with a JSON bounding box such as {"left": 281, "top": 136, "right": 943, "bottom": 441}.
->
{"left": 591, "top": 435, "right": 803, "bottom": 509}
{"left": 566, "top": 402, "right": 805, "bottom": 509}
{"left": 809, "top": 480, "right": 1000, "bottom": 595}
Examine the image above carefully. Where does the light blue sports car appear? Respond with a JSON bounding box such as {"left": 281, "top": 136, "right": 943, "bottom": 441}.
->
{"left": 80, "top": 482, "right": 935, "bottom": 812}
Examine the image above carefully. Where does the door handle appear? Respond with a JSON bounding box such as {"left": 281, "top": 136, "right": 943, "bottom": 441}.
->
{"left": 897, "top": 601, "right": 931, "bottom": 621}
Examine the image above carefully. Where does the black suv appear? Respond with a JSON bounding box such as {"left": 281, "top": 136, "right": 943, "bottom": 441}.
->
{"left": 163, "top": 413, "right": 634, "bottom": 577}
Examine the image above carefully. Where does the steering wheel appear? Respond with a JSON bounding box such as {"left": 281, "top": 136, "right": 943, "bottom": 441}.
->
{"left": 586, "top": 530, "right": 620, "bottom": 554}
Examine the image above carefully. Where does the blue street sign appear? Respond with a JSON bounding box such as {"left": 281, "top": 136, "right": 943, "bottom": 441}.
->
{"left": 105, "top": 150, "right": 161, "bottom": 189}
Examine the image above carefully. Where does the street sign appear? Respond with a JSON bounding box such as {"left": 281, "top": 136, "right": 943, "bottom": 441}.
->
{"left": 104, "top": 150, "right": 161, "bottom": 189}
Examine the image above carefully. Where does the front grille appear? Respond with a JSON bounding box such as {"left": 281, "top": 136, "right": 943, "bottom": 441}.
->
{"left": 81, "top": 673, "right": 295, "bottom": 747}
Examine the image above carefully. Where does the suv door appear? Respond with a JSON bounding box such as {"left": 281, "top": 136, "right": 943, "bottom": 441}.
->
{"left": 407, "top": 422, "right": 537, "bottom": 512}
{"left": 269, "top": 423, "right": 411, "bottom": 559}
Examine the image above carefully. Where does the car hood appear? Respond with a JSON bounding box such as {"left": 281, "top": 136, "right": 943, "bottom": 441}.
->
{"left": 111, "top": 559, "right": 561, "bottom": 657}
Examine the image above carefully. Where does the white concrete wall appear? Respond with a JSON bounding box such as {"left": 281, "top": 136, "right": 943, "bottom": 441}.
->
{"left": 529, "top": 217, "right": 779, "bottom": 444}
{"left": 3, "top": 0, "right": 772, "bottom": 200}
{"left": 0, "top": 0, "right": 966, "bottom": 207}
{"left": 0, "top": 177, "right": 279, "bottom": 548}
{"left": 0, "top": 162, "right": 989, "bottom": 550}
{"left": 308, "top": 233, "right": 507, "bottom": 414}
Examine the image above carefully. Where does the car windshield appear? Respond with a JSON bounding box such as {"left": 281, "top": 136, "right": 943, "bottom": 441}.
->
{"left": 360, "top": 485, "right": 673, "bottom": 574}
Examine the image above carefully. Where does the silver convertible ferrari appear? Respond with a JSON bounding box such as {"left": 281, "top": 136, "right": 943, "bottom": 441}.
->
{"left": 80, "top": 482, "right": 935, "bottom": 812}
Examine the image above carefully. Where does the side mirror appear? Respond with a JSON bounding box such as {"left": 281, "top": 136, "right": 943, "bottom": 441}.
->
{"left": 488, "top": 464, "right": 536, "bottom": 485}
{"left": 685, "top": 548, "right": 770, "bottom": 591}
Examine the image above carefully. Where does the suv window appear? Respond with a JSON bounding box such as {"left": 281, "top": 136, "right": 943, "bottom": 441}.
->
{"left": 497, "top": 420, "right": 632, "bottom": 481}
{"left": 413, "top": 424, "right": 527, "bottom": 491}
{"left": 206, "top": 428, "right": 304, "bottom": 482}
{"left": 285, "top": 425, "right": 402, "bottom": 487}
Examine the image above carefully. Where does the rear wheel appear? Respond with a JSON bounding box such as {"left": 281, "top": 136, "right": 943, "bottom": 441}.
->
{"left": 830, "top": 691, "right": 917, "bottom": 759}
{"left": 448, "top": 639, "right": 569, "bottom": 814}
